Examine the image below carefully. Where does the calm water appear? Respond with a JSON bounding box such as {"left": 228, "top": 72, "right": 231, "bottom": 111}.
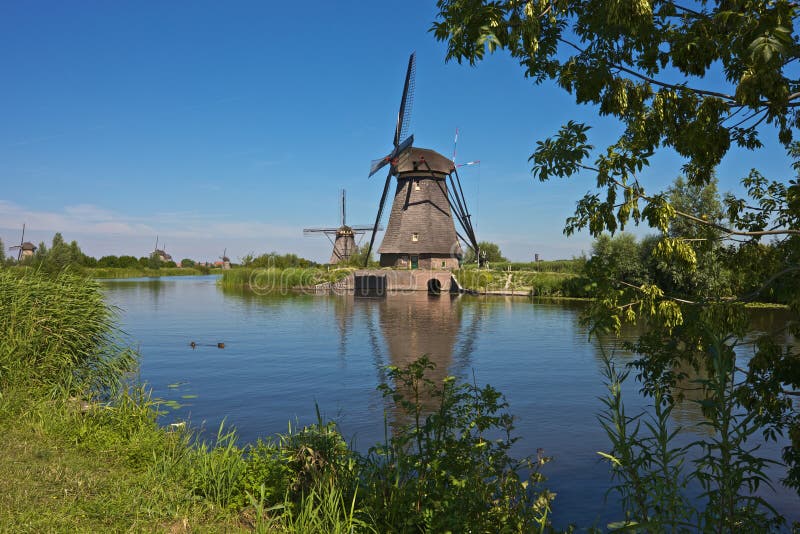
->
{"left": 102, "top": 275, "right": 799, "bottom": 528}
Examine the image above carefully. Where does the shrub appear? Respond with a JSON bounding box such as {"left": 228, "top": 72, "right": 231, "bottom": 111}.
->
{"left": 361, "top": 356, "right": 552, "bottom": 532}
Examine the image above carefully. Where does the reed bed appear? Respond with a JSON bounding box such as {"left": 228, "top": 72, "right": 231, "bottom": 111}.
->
{"left": 220, "top": 267, "right": 353, "bottom": 292}
{"left": 459, "top": 258, "right": 585, "bottom": 274}
{"left": 87, "top": 267, "right": 206, "bottom": 279}
{"left": 0, "top": 269, "right": 134, "bottom": 396}
{"left": 453, "top": 268, "right": 588, "bottom": 296}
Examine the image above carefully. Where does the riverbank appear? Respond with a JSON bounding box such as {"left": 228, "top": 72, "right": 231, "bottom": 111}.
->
{"left": 219, "top": 267, "right": 353, "bottom": 291}
{"left": 88, "top": 266, "right": 212, "bottom": 279}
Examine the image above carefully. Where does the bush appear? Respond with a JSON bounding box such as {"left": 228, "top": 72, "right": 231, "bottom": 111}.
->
{"left": 361, "top": 356, "right": 552, "bottom": 532}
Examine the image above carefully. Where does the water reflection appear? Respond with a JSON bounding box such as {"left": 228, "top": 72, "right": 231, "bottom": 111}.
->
{"left": 589, "top": 310, "right": 798, "bottom": 431}
{"left": 377, "top": 293, "right": 463, "bottom": 383}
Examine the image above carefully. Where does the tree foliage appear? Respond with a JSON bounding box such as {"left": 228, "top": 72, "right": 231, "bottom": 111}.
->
{"left": 434, "top": 0, "right": 800, "bottom": 510}
{"left": 463, "top": 240, "right": 507, "bottom": 264}
{"left": 240, "top": 252, "right": 318, "bottom": 269}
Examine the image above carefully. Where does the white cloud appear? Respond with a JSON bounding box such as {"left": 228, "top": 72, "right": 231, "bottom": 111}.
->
{"left": 0, "top": 199, "right": 313, "bottom": 260}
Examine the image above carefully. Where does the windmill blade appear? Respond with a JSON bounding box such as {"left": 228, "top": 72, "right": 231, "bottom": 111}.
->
{"left": 303, "top": 227, "right": 339, "bottom": 235}
{"left": 364, "top": 168, "right": 393, "bottom": 266}
{"left": 348, "top": 225, "right": 381, "bottom": 232}
{"left": 393, "top": 52, "right": 416, "bottom": 147}
{"left": 369, "top": 157, "right": 390, "bottom": 178}
{"left": 368, "top": 134, "right": 414, "bottom": 177}
{"left": 16, "top": 224, "right": 25, "bottom": 261}
{"left": 341, "top": 189, "right": 346, "bottom": 227}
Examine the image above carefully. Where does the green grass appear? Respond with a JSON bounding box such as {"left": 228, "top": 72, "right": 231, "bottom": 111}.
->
{"left": 220, "top": 267, "right": 353, "bottom": 292}
{"left": 460, "top": 258, "right": 586, "bottom": 274}
{"left": 87, "top": 266, "right": 209, "bottom": 279}
{"left": 454, "top": 268, "right": 589, "bottom": 297}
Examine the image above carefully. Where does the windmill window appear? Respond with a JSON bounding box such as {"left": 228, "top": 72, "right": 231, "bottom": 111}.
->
{"left": 411, "top": 233, "right": 419, "bottom": 242}
{"left": 441, "top": 261, "right": 446, "bottom": 268}
{"left": 414, "top": 180, "right": 421, "bottom": 191}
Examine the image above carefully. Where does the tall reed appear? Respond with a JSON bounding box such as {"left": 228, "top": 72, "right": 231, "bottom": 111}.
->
{"left": 0, "top": 269, "right": 135, "bottom": 397}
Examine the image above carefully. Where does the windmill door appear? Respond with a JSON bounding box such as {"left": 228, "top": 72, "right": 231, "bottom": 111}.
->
{"left": 411, "top": 255, "right": 419, "bottom": 269}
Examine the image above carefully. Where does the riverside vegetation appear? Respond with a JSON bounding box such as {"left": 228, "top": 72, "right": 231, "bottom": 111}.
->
{"left": 434, "top": 0, "right": 800, "bottom": 530}
{"left": 4, "top": 269, "right": 798, "bottom": 531}
{"left": 0, "top": 268, "right": 554, "bottom": 532}
{"left": 1, "top": 232, "right": 214, "bottom": 279}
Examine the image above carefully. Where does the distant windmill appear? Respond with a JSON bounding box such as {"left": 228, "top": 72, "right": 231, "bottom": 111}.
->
{"left": 219, "top": 248, "right": 231, "bottom": 270}
{"left": 303, "top": 190, "right": 378, "bottom": 264}
{"left": 152, "top": 236, "right": 172, "bottom": 263}
{"left": 8, "top": 224, "right": 36, "bottom": 262}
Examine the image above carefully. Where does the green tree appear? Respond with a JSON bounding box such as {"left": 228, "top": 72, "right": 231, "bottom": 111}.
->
{"left": 147, "top": 253, "right": 161, "bottom": 270}
{"left": 588, "top": 233, "right": 647, "bottom": 286}
{"left": 97, "top": 255, "right": 119, "bottom": 268}
{"left": 463, "top": 241, "right": 507, "bottom": 264}
{"left": 118, "top": 255, "right": 139, "bottom": 268}
{"left": 0, "top": 237, "right": 5, "bottom": 265}
{"left": 180, "top": 258, "right": 196, "bottom": 268}
{"left": 31, "top": 241, "right": 47, "bottom": 265}
{"left": 244, "top": 252, "right": 317, "bottom": 269}
{"left": 433, "top": 0, "right": 800, "bottom": 520}
{"left": 339, "top": 245, "right": 376, "bottom": 268}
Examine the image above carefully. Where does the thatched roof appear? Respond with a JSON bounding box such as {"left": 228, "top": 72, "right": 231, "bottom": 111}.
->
{"left": 21, "top": 242, "right": 36, "bottom": 251}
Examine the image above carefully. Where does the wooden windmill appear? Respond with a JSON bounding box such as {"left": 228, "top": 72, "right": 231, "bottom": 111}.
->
{"left": 8, "top": 224, "right": 37, "bottom": 261}
{"left": 304, "top": 190, "right": 376, "bottom": 264}
{"left": 152, "top": 236, "right": 172, "bottom": 263}
{"left": 364, "top": 53, "right": 480, "bottom": 269}
{"left": 219, "top": 248, "right": 231, "bottom": 270}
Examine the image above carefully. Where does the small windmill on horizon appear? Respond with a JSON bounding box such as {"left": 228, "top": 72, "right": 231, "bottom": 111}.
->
{"left": 219, "top": 248, "right": 231, "bottom": 270}
{"left": 152, "top": 236, "right": 172, "bottom": 263}
{"left": 8, "top": 224, "right": 37, "bottom": 262}
{"left": 303, "top": 190, "right": 378, "bottom": 264}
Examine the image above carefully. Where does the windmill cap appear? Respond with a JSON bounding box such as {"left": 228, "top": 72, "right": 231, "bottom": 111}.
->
{"left": 395, "top": 147, "right": 453, "bottom": 176}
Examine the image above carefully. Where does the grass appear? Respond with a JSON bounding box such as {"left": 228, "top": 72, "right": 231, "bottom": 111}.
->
{"left": 87, "top": 266, "right": 210, "bottom": 279}
{"left": 220, "top": 267, "right": 353, "bottom": 292}
{"left": 0, "top": 394, "right": 247, "bottom": 532}
{"left": 454, "top": 268, "right": 589, "bottom": 297}
{"left": 460, "top": 258, "right": 586, "bottom": 274}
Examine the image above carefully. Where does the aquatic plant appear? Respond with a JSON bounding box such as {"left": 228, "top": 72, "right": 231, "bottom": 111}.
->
{"left": 219, "top": 267, "right": 352, "bottom": 294}
{"left": 453, "top": 268, "right": 586, "bottom": 296}
{"left": 598, "top": 341, "right": 786, "bottom": 531}
{"left": 361, "top": 355, "right": 552, "bottom": 533}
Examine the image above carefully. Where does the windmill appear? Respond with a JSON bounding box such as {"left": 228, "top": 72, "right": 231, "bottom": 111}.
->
{"left": 304, "top": 190, "right": 377, "bottom": 264}
{"left": 219, "top": 248, "right": 231, "bottom": 270}
{"left": 8, "top": 224, "right": 37, "bottom": 262}
{"left": 152, "top": 236, "right": 172, "bottom": 263}
{"left": 364, "top": 53, "right": 481, "bottom": 269}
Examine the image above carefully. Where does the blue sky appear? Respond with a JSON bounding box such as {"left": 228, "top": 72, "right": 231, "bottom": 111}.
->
{"left": 0, "top": 1, "right": 794, "bottom": 263}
